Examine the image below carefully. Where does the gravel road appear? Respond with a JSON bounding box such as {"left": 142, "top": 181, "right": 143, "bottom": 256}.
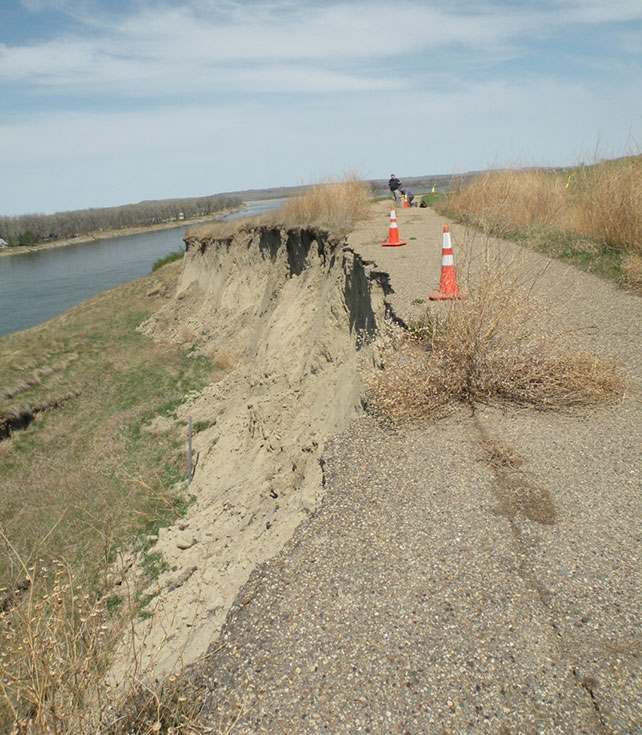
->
{"left": 191, "top": 202, "right": 641, "bottom": 734}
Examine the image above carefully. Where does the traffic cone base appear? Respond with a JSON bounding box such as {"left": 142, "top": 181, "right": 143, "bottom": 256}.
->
{"left": 429, "top": 225, "right": 463, "bottom": 299}
{"left": 381, "top": 209, "right": 407, "bottom": 247}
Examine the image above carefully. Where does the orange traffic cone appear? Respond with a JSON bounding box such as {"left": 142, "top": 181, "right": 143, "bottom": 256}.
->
{"left": 403, "top": 193, "right": 410, "bottom": 209}
{"left": 429, "top": 225, "right": 462, "bottom": 299}
{"left": 381, "top": 209, "right": 407, "bottom": 247}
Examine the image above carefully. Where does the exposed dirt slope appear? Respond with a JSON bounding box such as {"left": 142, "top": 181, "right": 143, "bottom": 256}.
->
{"left": 121, "top": 225, "right": 389, "bottom": 677}
{"left": 183, "top": 202, "right": 641, "bottom": 734}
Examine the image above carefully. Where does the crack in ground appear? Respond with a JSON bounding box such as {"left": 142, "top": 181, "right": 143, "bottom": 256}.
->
{"left": 473, "top": 415, "right": 609, "bottom": 734}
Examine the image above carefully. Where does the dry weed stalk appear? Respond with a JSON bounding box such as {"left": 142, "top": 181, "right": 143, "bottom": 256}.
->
{"left": 367, "top": 260, "right": 623, "bottom": 425}
{"left": 0, "top": 532, "right": 115, "bottom": 734}
{"left": 0, "top": 532, "right": 211, "bottom": 735}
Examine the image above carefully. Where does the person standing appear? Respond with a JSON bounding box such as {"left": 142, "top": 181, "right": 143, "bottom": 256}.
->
{"left": 388, "top": 174, "right": 402, "bottom": 206}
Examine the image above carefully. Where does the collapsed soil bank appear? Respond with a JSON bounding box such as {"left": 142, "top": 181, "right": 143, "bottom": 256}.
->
{"left": 127, "top": 225, "right": 390, "bottom": 676}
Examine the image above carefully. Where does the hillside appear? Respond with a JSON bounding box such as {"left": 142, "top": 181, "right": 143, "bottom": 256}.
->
{"left": 1, "top": 189, "right": 640, "bottom": 733}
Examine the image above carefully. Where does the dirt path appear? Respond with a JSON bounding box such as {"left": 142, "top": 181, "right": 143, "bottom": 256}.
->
{"left": 187, "top": 202, "right": 641, "bottom": 734}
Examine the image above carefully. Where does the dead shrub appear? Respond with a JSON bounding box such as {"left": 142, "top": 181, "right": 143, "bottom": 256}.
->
{"left": 367, "top": 265, "right": 623, "bottom": 425}
{"left": 177, "top": 325, "right": 196, "bottom": 344}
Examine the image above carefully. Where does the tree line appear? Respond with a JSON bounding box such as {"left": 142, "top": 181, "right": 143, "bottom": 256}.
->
{"left": 0, "top": 193, "right": 242, "bottom": 247}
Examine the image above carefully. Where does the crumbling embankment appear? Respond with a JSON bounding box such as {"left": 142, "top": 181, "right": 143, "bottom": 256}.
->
{"left": 129, "top": 225, "right": 390, "bottom": 676}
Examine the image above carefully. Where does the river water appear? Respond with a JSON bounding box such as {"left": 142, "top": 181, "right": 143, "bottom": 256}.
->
{"left": 0, "top": 199, "right": 285, "bottom": 338}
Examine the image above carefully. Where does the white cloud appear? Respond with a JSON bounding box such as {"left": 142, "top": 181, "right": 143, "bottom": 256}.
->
{"left": 553, "top": 0, "right": 642, "bottom": 24}
{"left": 1, "top": 0, "right": 640, "bottom": 213}
{"left": 0, "top": 2, "right": 558, "bottom": 94}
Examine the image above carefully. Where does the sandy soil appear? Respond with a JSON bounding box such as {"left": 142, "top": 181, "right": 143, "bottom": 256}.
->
{"left": 110, "top": 202, "right": 641, "bottom": 733}
{"left": 109, "top": 225, "right": 388, "bottom": 679}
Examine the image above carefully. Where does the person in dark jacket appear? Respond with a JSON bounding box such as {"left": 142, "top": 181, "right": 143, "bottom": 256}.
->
{"left": 388, "top": 174, "right": 402, "bottom": 205}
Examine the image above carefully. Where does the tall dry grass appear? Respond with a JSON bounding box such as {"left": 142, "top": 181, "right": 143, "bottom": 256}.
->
{"left": 188, "top": 175, "right": 371, "bottom": 242}
{"left": 0, "top": 544, "right": 114, "bottom": 734}
{"left": 440, "top": 156, "right": 642, "bottom": 289}
{"left": 445, "top": 169, "right": 568, "bottom": 235}
{"left": 571, "top": 156, "right": 642, "bottom": 252}
{"left": 0, "top": 536, "right": 208, "bottom": 735}
{"left": 271, "top": 175, "right": 371, "bottom": 233}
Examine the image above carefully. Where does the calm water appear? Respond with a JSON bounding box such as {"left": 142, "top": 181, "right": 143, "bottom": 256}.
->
{"left": 0, "top": 199, "right": 285, "bottom": 338}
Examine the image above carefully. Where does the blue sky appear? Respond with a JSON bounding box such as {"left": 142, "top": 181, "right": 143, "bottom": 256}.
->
{"left": 1, "top": 0, "right": 641, "bottom": 216}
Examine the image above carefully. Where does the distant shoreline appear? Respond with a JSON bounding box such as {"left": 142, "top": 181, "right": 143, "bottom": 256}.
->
{"left": 0, "top": 205, "right": 246, "bottom": 258}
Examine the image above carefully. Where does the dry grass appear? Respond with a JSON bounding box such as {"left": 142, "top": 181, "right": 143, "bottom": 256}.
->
{"left": 269, "top": 175, "right": 371, "bottom": 234}
{"left": 571, "top": 156, "right": 642, "bottom": 252}
{"left": 0, "top": 543, "right": 114, "bottom": 734}
{"left": 187, "top": 175, "right": 371, "bottom": 242}
{"left": 367, "top": 260, "right": 624, "bottom": 425}
{"left": 440, "top": 156, "right": 642, "bottom": 289}
{"left": 445, "top": 169, "right": 568, "bottom": 235}
{"left": 0, "top": 537, "right": 211, "bottom": 735}
{"left": 622, "top": 252, "right": 642, "bottom": 294}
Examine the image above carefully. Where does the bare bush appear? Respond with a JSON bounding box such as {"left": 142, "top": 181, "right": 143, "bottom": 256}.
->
{"left": 367, "top": 262, "right": 623, "bottom": 425}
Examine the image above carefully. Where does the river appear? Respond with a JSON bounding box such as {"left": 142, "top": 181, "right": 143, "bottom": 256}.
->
{"left": 0, "top": 199, "right": 285, "bottom": 338}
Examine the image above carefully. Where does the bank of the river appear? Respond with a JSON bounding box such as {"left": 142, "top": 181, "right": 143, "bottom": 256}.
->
{"left": 0, "top": 206, "right": 247, "bottom": 258}
{"left": 0, "top": 199, "right": 287, "bottom": 338}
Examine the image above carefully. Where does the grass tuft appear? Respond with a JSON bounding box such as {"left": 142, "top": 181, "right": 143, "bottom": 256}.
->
{"left": 151, "top": 250, "right": 184, "bottom": 272}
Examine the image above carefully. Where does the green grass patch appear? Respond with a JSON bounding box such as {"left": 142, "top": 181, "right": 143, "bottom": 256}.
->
{"left": 192, "top": 419, "right": 214, "bottom": 433}
{"left": 151, "top": 250, "right": 184, "bottom": 272}
{"left": 0, "top": 260, "right": 215, "bottom": 592}
{"left": 421, "top": 191, "right": 445, "bottom": 208}
{"left": 140, "top": 550, "right": 168, "bottom": 581}
{"left": 523, "top": 228, "right": 624, "bottom": 282}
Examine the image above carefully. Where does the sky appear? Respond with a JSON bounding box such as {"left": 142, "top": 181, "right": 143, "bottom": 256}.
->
{"left": 1, "top": 0, "right": 641, "bottom": 216}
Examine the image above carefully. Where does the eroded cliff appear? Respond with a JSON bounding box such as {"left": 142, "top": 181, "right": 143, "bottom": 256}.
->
{"left": 126, "top": 225, "right": 390, "bottom": 676}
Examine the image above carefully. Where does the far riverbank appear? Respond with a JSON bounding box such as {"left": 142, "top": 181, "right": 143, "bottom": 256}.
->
{"left": 0, "top": 205, "right": 248, "bottom": 258}
{"left": 0, "top": 199, "right": 287, "bottom": 337}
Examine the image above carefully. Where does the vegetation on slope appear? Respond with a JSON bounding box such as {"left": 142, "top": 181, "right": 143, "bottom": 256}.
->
{"left": 434, "top": 156, "right": 642, "bottom": 291}
{"left": 0, "top": 261, "right": 224, "bottom": 732}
